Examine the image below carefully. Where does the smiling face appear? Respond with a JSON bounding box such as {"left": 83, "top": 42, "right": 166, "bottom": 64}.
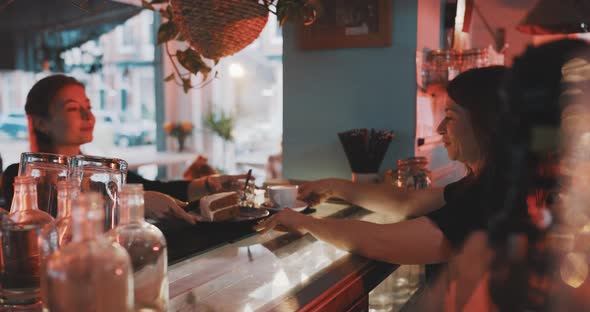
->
{"left": 436, "top": 97, "right": 481, "bottom": 165}
{"left": 35, "top": 84, "right": 95, "bottom": 148}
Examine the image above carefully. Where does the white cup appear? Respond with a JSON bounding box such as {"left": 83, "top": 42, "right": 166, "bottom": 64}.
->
{"left": 268, "top": 185, "right": 298, "bottom": 208}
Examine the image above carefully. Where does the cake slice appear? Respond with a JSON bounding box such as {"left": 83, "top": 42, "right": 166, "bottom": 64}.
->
{"left": 199, "top": 192, "right": 240, "bottom": 221}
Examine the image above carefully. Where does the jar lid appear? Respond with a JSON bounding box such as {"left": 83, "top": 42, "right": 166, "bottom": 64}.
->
{"left": 426, "top": 49, "right": 459, "bottom": 62}
{"left": 397, "top": 156, "right": 429, "bottom": 167}
{"left": 71, "top": 155, "right": 128, "bottom": 172}
{"left": 20, "top": 152, "right": 70, "bottom": 165}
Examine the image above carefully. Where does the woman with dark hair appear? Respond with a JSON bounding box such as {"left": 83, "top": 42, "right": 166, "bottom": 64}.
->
{"left": 406, "top": 39, "right": 590, "bottom": 312}
{"left": 256, "top": 66, "right": 508, "bottom": 264}
{"left": 2, "top": 74, "right": 248, "bottom": 223}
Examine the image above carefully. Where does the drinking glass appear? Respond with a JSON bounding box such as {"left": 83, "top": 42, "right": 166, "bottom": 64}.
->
{"left": 18, "top": 152, "right": 70, "bottom": 217}
{"left": 70, "top": 155, "right": 128, "bottom": 231}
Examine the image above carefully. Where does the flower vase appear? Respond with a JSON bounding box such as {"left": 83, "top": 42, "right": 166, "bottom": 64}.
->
{"left": 176, "top": 135, "right": 186, "bottom": 152}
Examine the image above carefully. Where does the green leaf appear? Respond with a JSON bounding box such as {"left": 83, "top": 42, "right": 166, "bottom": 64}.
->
{"left": 164, "top": 73, "right": 175, "bottom": 82}
{"left": 157, "top": 21, "right": 177, "bottom": 45}
{"left": 182, "top": 78, "right": 192, "bottom": 93}
{"left": 141, "top": 0, "right": 155, "bottom": 10}
{"left": 203, "top": 111, "right": 234, "bottom": 141}
{"left": 176, "top": 48, "right": 209, "bottom": 75}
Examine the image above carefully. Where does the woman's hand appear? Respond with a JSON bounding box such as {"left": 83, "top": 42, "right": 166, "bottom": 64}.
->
{"left": 297, "top": 179, "right": 337, "bottom": 206}
{"left": 207, "top": 173, "right": 251, "bottom": 192}
{"left": 254, "top": 208, "right": 313, "bottom": 235}
{"left": 188, "top": 173, "right": 252, "bottom": 200}
{"left": 143, "top": 191, "right": 197, "bottom": 224}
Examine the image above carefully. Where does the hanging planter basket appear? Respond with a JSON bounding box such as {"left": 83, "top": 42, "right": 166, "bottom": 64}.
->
{"left": 170, "top": 0, "right": 269, "bottom": 60}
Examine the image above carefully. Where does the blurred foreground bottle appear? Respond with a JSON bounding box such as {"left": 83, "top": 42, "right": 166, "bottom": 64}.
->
{"left": 45, "top": 193, "right": 134, "bottom": 312}
{"left": 106, "top": 184, "right": 169, "bottom": 311}
{"left": 1, "top": 176, "right": 54, "bottom": 310}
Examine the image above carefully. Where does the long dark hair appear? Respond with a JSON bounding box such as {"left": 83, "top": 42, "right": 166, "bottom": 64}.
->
{"left": 446, "top": 65, "right": 508, "bottom": 174}
{"left": 25, "top": 74, "right": 84, "bottom": 152}
{"left": 488, "top": 39, "right": 590, "bottom": 311}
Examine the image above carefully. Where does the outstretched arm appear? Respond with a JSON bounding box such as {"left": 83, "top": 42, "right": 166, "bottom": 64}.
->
{"left": 299, "top": 178, "right": 445, "bottom": 218}
{"left": 256, "top": 209, "right": 452, "bottom": 264}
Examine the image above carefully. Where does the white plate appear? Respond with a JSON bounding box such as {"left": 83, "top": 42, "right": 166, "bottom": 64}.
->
{"left": 264, "top": 200, "right": 308, "bottom": 212}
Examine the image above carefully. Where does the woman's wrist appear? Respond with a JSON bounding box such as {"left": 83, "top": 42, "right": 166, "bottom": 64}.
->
{"left": 328, "top": 178, "right": 348, "bottom": 199}
{"left": 204, "top": 176, "right": 213, "bottom": 193}
{"left": 187, "top": 177, "right": 209, "bottom": 201}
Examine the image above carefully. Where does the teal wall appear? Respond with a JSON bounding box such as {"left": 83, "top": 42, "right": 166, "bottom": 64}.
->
{"left": 282, "top": 0, "right": 418, "bottom": 180}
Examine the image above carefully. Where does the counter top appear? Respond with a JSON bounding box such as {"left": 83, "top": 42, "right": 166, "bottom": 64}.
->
{"left": 167, "top": 202, "right": 398, "bottom": 311}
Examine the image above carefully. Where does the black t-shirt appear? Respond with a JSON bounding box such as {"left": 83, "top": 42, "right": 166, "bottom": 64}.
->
{"left": 2, "top": 163, "right": 191, "bottom": 209}
{"left": 426, "top": 174, "right": 490, "bottom": 250}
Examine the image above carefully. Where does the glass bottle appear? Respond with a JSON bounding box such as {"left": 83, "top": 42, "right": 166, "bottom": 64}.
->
{"left": 53, "top": 180, "right": 78, "bottom": 248}
{"left": 106, "top": 184, "right": 168, "bottom": 311}
{"left": 0, "top": 176, "right": 55, "bottom": 309}
{"left": 395, "top": 157, "right": 432, "bottom": 190}
{"left": 40, "top": 180, "right": 80, "bottom": 260}
{"left": 45, "top": 193, "right": 134, "bottom": 312}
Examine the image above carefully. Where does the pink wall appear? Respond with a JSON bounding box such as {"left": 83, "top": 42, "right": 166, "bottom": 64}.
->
{"left": 469, "top": 0, "right": 537, "bottom": 65}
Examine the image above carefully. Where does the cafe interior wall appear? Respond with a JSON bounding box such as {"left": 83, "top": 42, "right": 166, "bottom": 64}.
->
{"left": 469, "top": 0, "right": 536, "bottom": 66}
{"left": 283, "top": 0, "right": 438, "bottom": 180}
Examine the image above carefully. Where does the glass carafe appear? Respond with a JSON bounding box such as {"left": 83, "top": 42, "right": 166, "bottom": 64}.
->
{"left": 18, "top": 152, "right": 70, "bottom": 217}
{"left": 1, "top": 176, "right": 55, "bottom": 310}
{"left": 70, "top": 155, "right": 127, "bottom": 231}
{"left": 106, "top": 184, "right": 168, "bottom": 311}
{"left": 45, "top": 193, "right": 134, "bottom": 312}
{"left": 395, "top": 157, "right": 432, "bottom": 190}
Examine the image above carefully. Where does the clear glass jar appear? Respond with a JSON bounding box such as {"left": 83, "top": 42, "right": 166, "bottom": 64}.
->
{"left": 460, "top": 48, "right": 489, "bottom": 72}
{"left": 1, "top": 176, "right": 55, "bottom": 309}
{"left": 422, "top": 49, "right": 461, "bottom": 86}
{"left": 106, "top": 184, "right": 168, "bottom": 311}
{"left": 45, "top": 193, "right": 134, "bottom": 312}
{"left": 395, "top": 157, "right": 432, "bottom": 190}
{"left": 70, "top": 155, "right": 128, "bottom": 231}
{"left": 18, "top": 152, "right": 70, "bottom": 217}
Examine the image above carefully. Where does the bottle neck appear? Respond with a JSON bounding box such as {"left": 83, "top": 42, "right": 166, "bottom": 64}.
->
{"left": 72, "top": 218, "right": 104, "bottom": 242}
{"left": 118, "top": 192, "right": 145, "bottom": 224}
{"left": 56, "top": 190, "right": 74, "bottom": 219}
{"left": 10, "top": 182, "right": 40, "bottom": 213}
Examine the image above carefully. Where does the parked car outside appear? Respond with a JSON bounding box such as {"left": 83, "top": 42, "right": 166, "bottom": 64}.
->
{"left": 93, "top": 111, "right": 155, "bottom": 147}
{"left": 0, "top": 113, "right": 28, "bottom": 140}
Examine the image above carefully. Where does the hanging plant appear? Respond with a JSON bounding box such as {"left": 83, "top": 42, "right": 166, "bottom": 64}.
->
{"left": 141, "top": 0, "right": 319, "bottom": 93}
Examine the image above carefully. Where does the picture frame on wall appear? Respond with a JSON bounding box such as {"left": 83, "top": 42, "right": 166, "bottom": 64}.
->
{"left": 299, "top": 0, "right": 392, "bottom": 50}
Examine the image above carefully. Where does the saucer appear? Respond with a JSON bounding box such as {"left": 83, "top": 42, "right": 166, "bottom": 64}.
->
{"left": 262, "top": 200, "right": 308, "bottom": 212}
